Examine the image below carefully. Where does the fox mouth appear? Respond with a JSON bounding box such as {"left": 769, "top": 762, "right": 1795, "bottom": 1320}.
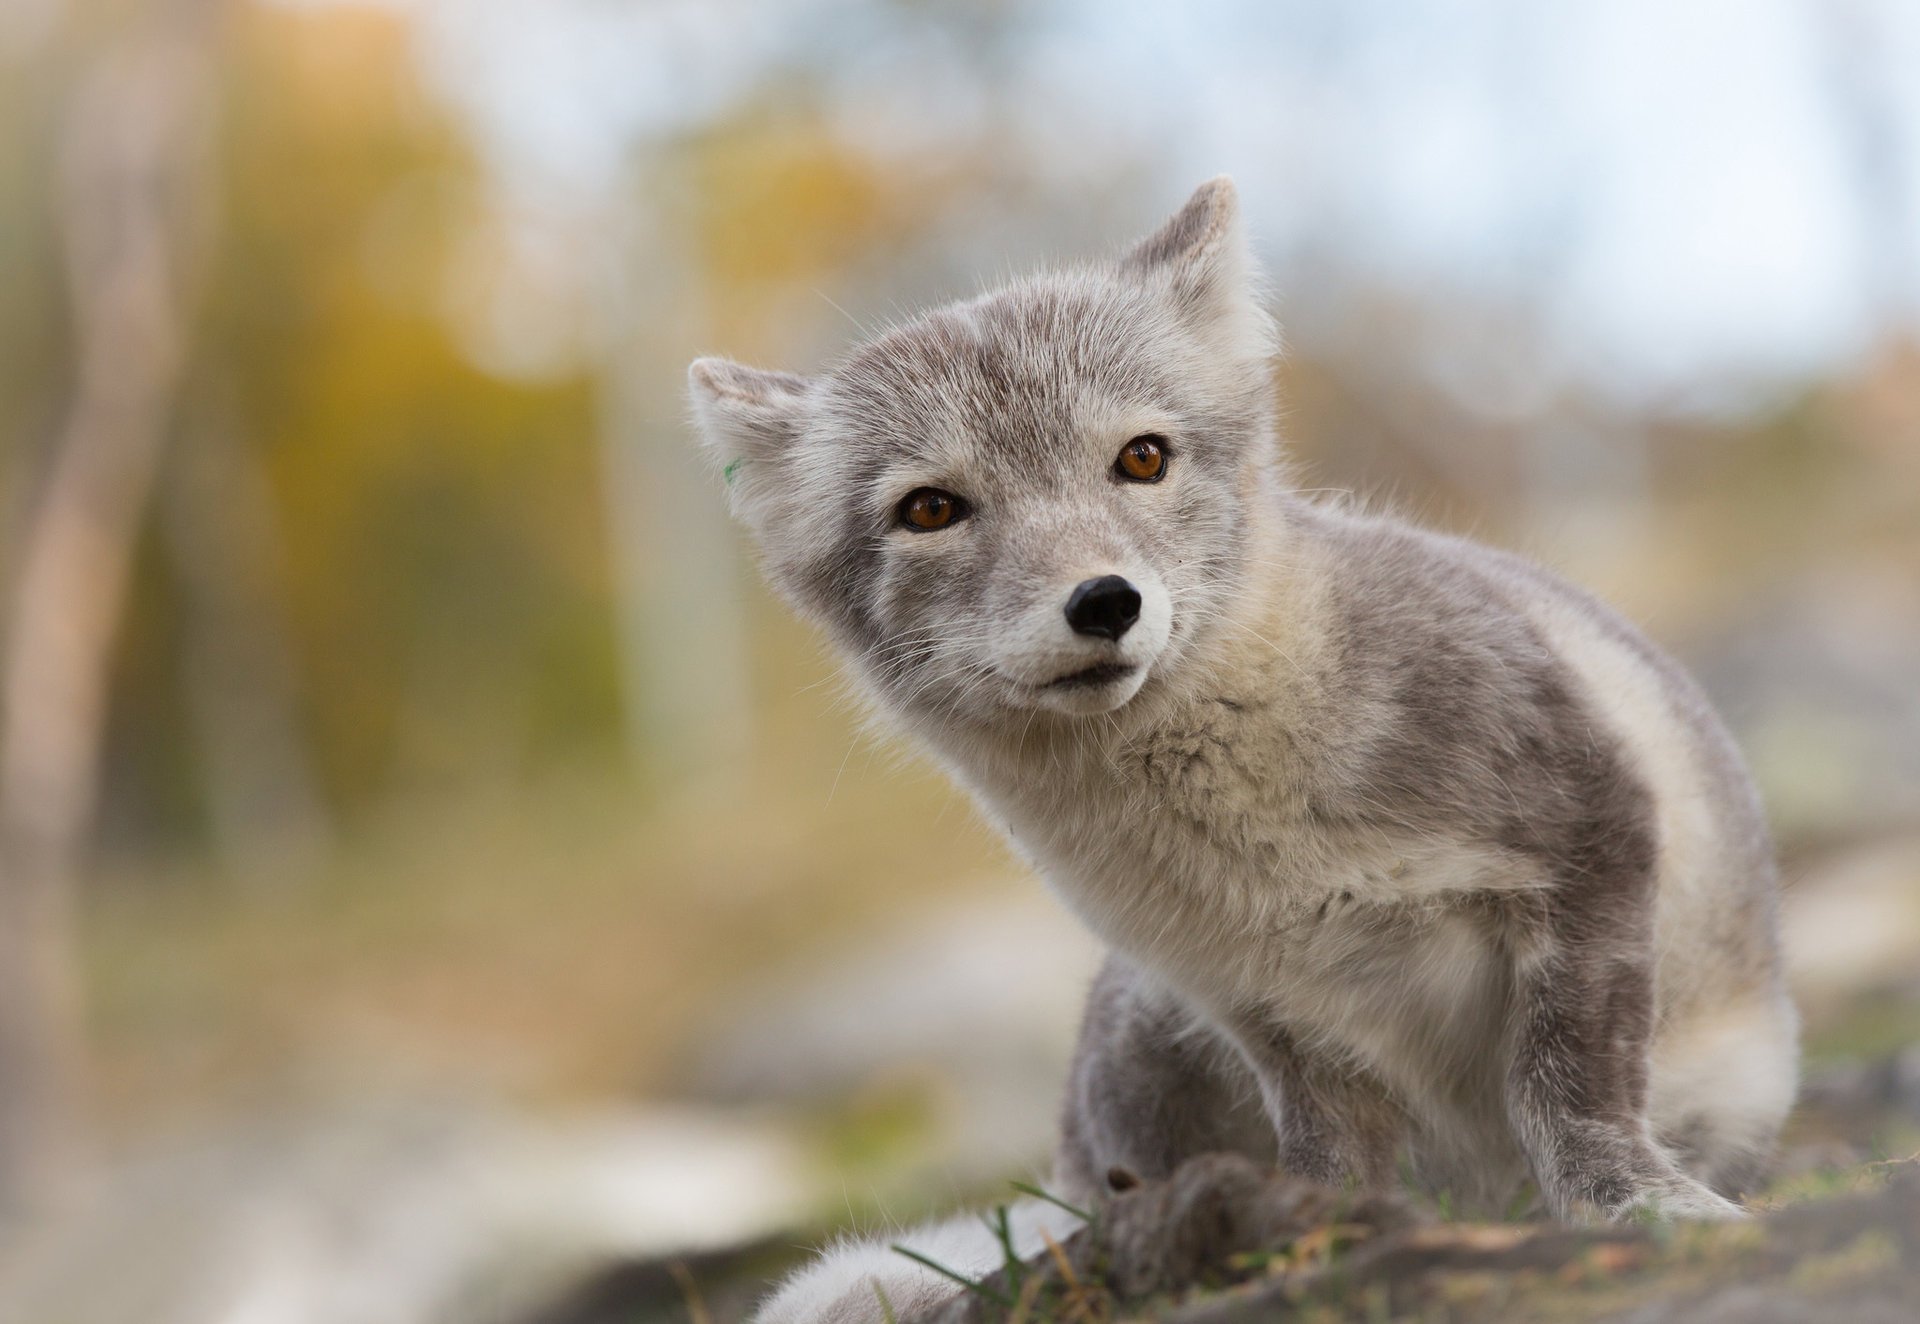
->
{"left": 1045, "top": 661, "right": 1139, "bottom": 690}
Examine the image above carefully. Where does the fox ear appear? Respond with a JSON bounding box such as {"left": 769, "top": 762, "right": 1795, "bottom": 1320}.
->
{"left": 687, "top": 357, "right": 813, "bottom": 524}
{"left": 1121, "top": 177, "right": 1274, "bottom": 360}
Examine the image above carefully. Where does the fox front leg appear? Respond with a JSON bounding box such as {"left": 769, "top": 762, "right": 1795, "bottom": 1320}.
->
{"left": 1504, "top": 915, "right": 1745, "bottom": 1222}
{"left": 1227, "top": 1021, "right": 1407, "bottom": 1194}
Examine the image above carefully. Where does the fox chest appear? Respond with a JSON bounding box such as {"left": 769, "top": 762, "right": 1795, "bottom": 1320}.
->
{"left": 1001, "top": 705, "right": 1506, "bottom": 935}
{"left": 989, "top": 716, "right": 1526, "bottom": 1096}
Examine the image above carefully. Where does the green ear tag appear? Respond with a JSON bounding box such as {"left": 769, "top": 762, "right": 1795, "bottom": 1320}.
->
{"left": 723, "top": 458, "right": 743, "bottom": 487}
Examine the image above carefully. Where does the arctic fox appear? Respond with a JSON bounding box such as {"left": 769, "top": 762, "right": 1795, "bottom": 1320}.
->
{"left": 689, "top": 179, "right": 1798, "bottom": 1322}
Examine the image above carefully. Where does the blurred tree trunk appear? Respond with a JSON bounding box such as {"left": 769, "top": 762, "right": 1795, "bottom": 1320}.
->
{"left": 0, "top": 1, "right": 225, "bottom": 1219}
{"left": 597, "top": 197, "right": 751, "bottom": 780}
{"left": 162, "top": 403, "right": 334, "bottom": 887}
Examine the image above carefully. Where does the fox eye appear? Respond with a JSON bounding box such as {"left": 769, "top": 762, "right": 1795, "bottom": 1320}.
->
{"left": 899, "top": 487, "right": 968, "bottom": 531}
{"left": 1115, "top": 435, "right": 1168, "bottom": 482}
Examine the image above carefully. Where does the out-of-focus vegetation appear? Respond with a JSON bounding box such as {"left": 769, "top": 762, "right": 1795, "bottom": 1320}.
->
{"left": 0, "top": 1, "right": 1917, "bottom": 1320}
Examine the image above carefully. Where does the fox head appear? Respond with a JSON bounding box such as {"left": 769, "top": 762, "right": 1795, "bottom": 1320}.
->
{"left": 689, "top": 178, "right": 1281, "bottom": 729}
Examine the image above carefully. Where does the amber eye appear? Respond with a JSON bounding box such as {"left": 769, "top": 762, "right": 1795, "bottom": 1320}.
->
{"left": 1115, "top": 435, "right": 1168, "bottom": 482}
{"left": 899, "top": 487, "right": 967, "bottom": 531}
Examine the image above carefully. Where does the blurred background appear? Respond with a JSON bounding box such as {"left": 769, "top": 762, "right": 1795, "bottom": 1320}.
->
{"left": 0, "top": 1, "right": 1917, "bottom": 1321}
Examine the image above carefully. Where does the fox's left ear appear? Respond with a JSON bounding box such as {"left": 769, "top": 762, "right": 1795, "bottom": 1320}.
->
{"left": 1121, "top": 177, "right": 1276, "bottom": 362}
{"left": 687, "top": 357, "right": 813, "bottom": 529}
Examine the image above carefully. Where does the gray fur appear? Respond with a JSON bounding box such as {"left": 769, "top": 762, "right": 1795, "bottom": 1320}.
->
{"left": 692, "top": 178, "right": 1798, "bottom": 1319}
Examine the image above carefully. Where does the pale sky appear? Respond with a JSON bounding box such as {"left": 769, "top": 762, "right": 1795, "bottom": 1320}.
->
{"left": 274, "top": 0, "right": 1920, "bottom": 409}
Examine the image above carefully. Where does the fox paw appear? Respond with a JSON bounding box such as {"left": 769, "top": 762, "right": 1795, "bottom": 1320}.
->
{"left": 1612, "top": 1177, "right": 1747, "bottom": 1223}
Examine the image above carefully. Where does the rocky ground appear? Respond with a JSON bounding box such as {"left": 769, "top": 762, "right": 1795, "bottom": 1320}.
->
{"left": 522, "top": 1026, "right": 1920, "bottom": 1324}
{"left": 919, "top": 1152, "right": 1920, "bottom": 1324}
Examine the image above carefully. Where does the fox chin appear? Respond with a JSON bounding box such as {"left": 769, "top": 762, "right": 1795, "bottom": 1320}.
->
{"left": 690, "top": 177, "right": 1799, "bottom": 1324}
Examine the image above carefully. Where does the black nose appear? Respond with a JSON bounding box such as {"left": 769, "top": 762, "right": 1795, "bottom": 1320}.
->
{"left": 1064, "top": 575, "right": 1142, "bottom": 641}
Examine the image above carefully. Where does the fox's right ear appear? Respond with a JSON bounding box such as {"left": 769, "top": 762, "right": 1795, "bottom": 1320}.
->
{"left": 687, "top": 357, "right": 813, "bottom": 526}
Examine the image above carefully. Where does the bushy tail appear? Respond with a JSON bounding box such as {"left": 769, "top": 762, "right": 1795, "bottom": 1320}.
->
{"left": 754, "top": 1198, "right": 1085, "bottom": 1324}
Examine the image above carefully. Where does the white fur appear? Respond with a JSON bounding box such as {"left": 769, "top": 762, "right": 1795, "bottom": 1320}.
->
{"left": 754, "top": 1200, "right": 1083, "bottom": 1324}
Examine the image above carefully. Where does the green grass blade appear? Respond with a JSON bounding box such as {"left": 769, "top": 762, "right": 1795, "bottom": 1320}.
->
{"left": 890, "top": 1246, "right": 1015, "bottom": 1309}
{"left": 1008, "top": 1180, "right": 1095, "bottom": 1224}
